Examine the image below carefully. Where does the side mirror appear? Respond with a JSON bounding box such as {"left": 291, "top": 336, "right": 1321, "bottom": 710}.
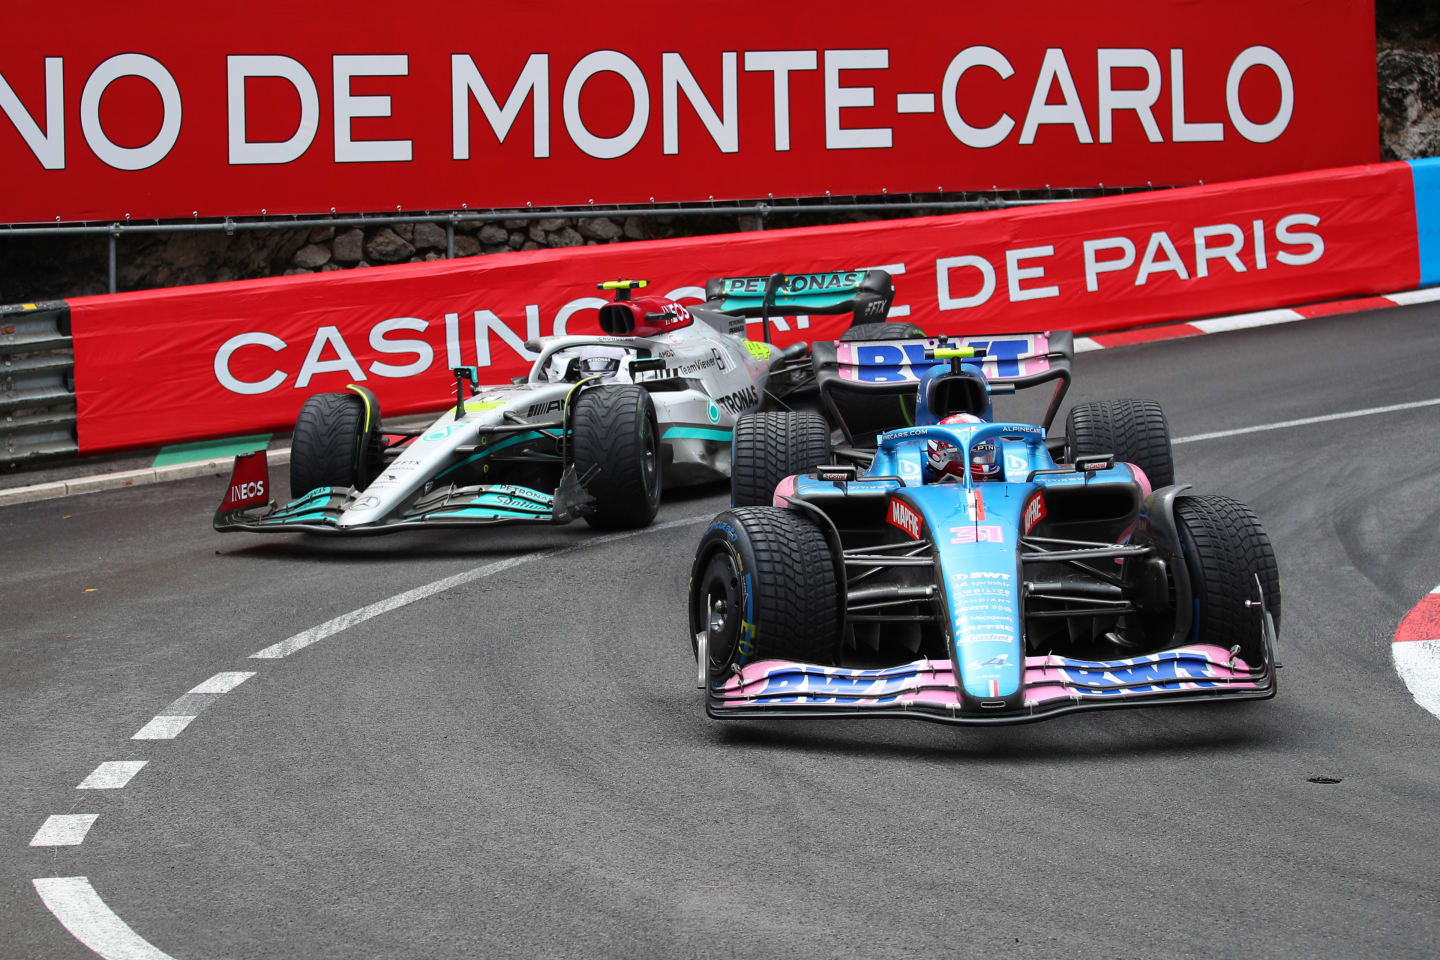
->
{"left": 814, "top": 464, "right": 858, "bottom": 483}
{"left": 1074, "top": 453, "right": 1115, "bottom": 472}
{"left": 452, "top": 366, "right": 480, "bottom": 418}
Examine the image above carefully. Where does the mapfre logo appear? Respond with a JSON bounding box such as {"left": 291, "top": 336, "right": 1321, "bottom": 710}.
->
{"left": 887, "top": 499, "right": 923, "bottom": 539}
{"left": 1022, "top": 492, "right": 1046, "bottom": 534}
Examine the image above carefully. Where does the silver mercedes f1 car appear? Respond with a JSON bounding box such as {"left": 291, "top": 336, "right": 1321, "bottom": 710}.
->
{"left": 213, "top": 271, "right": 894, "bottom": 535}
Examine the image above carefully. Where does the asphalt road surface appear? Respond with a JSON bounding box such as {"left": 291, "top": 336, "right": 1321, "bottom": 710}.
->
{"left": 5, "top": 304, "right": 1439, "bottom": 959}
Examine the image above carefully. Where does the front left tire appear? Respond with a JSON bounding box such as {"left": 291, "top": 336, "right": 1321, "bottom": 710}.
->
{"left": 731, "top": 412, "right": 832, "bottom": 507}
{"left": 1065, "top": 398, "right": 1176, "bottom": 487}
{"left": 689, "top": 507, "right": 841, "bottom": 681}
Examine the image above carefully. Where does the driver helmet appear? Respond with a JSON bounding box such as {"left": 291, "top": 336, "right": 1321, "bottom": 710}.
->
{"left": 547, "top": 345, "right": 628, "bottom": 382}
{"left": 926, "top": 413, "right": 1002, "bottom": 481}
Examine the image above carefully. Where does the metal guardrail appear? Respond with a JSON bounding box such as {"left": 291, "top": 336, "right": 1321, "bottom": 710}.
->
{"left": 1, "top": 301, "right": 77, "bottom": 466}
{"left": 0, "top": 187, "right": 1139, "bottom": 294}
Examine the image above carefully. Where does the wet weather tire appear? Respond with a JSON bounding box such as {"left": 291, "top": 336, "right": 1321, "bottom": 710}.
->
{"left": 839, "top": 321, "right": 927, "bottom": 341}
{"left": 573, "top": 384, "right": 661, "bottom": 530}
{"left": 731, "top": 412, "right": 832, "bottom": 507}
{"left": 689, "top": 507, "right": 840, "bottom": 678}
{"left": 290, "top": 393, "right": 378, "bottom": 496}
{"left": 1066, "top": 399, "right": 1175, "bottom": 487}
{"left": 1175, "top": 494, "right": 1281, "bottom": 664}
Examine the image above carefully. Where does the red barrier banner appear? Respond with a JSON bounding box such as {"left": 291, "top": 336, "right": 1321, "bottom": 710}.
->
{"left": 69, "top": 162, "right": 1418, "bottom": 453}
{"left": 1, "top": 1, "right": 1376, "bottom": 223}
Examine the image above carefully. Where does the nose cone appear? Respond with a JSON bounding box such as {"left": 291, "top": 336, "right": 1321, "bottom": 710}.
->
{"left": 902, "top": 484, "right": 1026, "bottom": 702}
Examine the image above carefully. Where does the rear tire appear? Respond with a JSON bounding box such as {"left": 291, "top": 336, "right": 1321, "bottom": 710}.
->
{"left": 839, "top": 321, "right": 926, "bottom": 341}
{"left": 573, "top": 384, "right": 661, "bottom": 530}
{"left": 689, "top": 507, "right": 840, "bottom": 678}
{"left": 1065, "top": 399, "right": 1175, "bottom": 487}
{"left": 1175, "top": 494, "right": 1281, "bottom": 664}
{"left": 731, "top": 412, "right": 832, "bottom": 507}
{"left": 290, "top": 393, "right": 379, "bottom": 496}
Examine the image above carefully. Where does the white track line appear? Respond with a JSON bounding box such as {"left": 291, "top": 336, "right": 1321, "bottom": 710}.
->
{"left": 30, "top": 815, "right": 99, "bottom": 847}
{"left": 188, "top": 671, "right": 255, "bottom": 695}
{"left": 1172, "top": 398, "right": 1440, "bottom": 445}
{"left": 1392, "top": 584, "right": 1440, "bottom": 723}
{"left": 1190, "top": 308, "right": 1304, "bottom": 333}
{"left": 131, "top": 715, "right": 196, "bottom": 740}
{"left": 251, "top": 514, "right": 709, "bottom": 660}
{"left": 1394, "top": 640, "right": 1440, "bottom": 721}
{"left": 249, "top": 555, "right": 535, "bottom": 659}
{"left": 1385, "top": 287, "right": 1440, "bottom": 306}
{"left": 33, "top": 877, "right": 177, "bottom": 960}
{"left": 77, "top": 761, "right": 148, "bottom": 790}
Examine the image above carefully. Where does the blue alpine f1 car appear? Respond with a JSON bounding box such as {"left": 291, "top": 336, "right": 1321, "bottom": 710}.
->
{"left": 689, "top": 333, "right": 1280, "bottom": 726}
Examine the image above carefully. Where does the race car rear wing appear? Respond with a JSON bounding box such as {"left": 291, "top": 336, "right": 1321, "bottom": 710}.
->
{"left": 813, "top": 331, "right": 1074, "bottom": 445}
{"left": 698, "top": 269, "right": 895, "bottom": 336}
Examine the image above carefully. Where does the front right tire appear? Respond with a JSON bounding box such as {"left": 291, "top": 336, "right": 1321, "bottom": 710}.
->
{"left": 572, "top": 384, "right": 661, "bottom": 530}
{"left": 1175, "top": 494, "right": 1281, "bottom": 665}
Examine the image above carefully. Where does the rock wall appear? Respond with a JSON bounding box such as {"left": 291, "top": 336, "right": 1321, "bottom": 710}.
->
{"left": 0, "top": 207, "right": 845, "bottom": 302}
{"left": 1378, "top": 0, "right": 1440, "bottom": 160}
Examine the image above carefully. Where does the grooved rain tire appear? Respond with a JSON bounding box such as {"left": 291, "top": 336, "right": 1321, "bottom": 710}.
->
{"left": 573, "top": 384, "right": 661, "bottom": 530}
{"left": 690, "top": 507, "right": 840, "bottom": 674}
{"left": 1066, "top": 398, "right": 1176, "bottom": 487}
{"left": 290, "top": 393, "right": 368, "bottom": 496}
{"left": 731, "top": 412, "right": 832, "bottom": 507}
{"left": 839, "top": 321, "right": 927, "bottom": 341}
{"left": 1175, "top": 494, "right": 1281, "bottom": 663}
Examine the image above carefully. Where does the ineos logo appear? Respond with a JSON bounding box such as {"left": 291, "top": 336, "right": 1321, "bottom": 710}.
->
{"left": 230, "top": 480, "right": 265, "bottom": 500}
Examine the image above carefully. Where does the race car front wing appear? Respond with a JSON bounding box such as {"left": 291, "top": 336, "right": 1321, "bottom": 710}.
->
{"left": 214, "top": 464, "right": 594, "bottom": 535}
{"left": 702, "top": 639, "right": 1276, "bottom": 726}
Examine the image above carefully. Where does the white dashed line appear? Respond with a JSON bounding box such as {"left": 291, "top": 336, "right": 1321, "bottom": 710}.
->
{"left": 31, "top": 815, "right": 100, "bottom": 847}
{"left": 32, "top": 513, "right": 712, "bottom": 959}
{"left": 188, "top": 671, "right": 255, "bottom": 694}
{"left": 1172, "top": 398, "right": 1440, "bottom": 445}
{"left": 77, "top": 761, "right": 148, "bottom": 790}
{"left": 33, "top": 877, "right": 177, "bottom": 960}
{"left": 131, "top": 716, "right": 196, "bottom": 740}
